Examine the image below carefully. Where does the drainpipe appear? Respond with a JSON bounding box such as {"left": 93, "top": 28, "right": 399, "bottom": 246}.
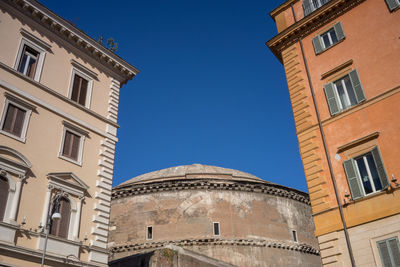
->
{"left": 289, "top": 4, "right": 356, "bottom": 267}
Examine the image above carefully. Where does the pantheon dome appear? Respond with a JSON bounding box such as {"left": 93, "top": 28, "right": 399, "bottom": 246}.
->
{"left": 108, "top": 164, "right": 321, "bottom": 267}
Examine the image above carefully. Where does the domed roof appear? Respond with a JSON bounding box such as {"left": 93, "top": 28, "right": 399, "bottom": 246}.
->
{"left": 117, "top": 164, "right": 268, "bottom": 187}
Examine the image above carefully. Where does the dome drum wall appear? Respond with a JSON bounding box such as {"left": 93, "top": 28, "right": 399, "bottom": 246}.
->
{"left": 109, "top": 165, "right": 321, "bottom": 267}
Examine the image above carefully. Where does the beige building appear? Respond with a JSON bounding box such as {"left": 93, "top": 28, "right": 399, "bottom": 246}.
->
{"left": 109, "top": 164, "right": 322, "bottom": 267}
{"left": 0, "top": 0, "right": 138, "bottom": 266}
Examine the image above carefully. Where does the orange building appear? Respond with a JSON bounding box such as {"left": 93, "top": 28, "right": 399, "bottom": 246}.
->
{"left": 267, "top": 0, "right": 400, "bottom": 266}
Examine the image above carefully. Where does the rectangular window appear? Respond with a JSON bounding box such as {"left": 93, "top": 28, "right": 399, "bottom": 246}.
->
{"left": 343, "top": 147, "right": 389, "bottom": 200}
{"left": 324, "top": 70, "right": 365, "bottom": 115}
{"left": 147, "top": 226, "right": 153, "bottom": 240}
{"left": 312, "top": 22, "right": 345, "bottom": 54}
{"left": 303, "top": 0, "right": 331, "bottom": 16}
{"left": 17, "top": 45, "right": 39, "bottom": 79}
{"left": 59, "top": 122, "right": 87, "bottom": 165}
{"left": 386, "top": 0, "right": 400, "bottom": 11}
{"left": 0, "top": 95, "right": 34, "bottom": 142}
{"left": 70, "top": 74, "right": 89, "bottom": 106}
{"left": 377, "top": 237, "right": 400, "bottom": 267}
{"left": 292, "top": 230, "right": 298, "bottom": 242}
{"left": 213, "top": 222, "right": 220, "bottom": 236}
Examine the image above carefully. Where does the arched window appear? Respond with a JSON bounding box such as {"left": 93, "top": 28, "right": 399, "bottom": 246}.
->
{"left": 0, "top": 176, "right": 9, "bottom": 221}
{"left": 50, "top": 197, "right": 71, "bottom": 238}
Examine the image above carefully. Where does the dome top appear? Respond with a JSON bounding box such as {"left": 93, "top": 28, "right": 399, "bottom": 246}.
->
{"left": 117, "top": 164, "right": 268, "bottom": 187}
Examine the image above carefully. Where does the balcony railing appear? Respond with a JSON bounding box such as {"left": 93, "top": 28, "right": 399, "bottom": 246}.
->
{"left": 303, "top": 0, "right": 332, "bottom": 16}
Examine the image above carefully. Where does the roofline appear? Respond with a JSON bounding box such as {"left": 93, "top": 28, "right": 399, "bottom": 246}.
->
{"left": 269, "top": 0, "right": 300, "bottom": 20}
{"left": 4, "top": 0, "right": 140, "bottom": 85}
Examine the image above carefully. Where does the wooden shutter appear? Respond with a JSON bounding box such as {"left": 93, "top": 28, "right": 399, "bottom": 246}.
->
{"left": 70, "top": 133, "right": 80, "bottom": 160}
{"left": 303, "top": 0, "right": 312, "bottom": 16}
{"left": 2, "top": 104, "right": 26, "bottom": 137}
{"left": 333, "top": 22, "right": 345, "bottom": 41}
{"left": 324, "top": 83, "right": 340, "bottom": 115}
{"left": 78, "top": 78, "right": 88, "bottom": 106}
{"left": 343, "top": 159, "right": 363, "bottom": 199}
{"left": 62, "top": 131, "right": 80, "bottom": 160}
{"left": 50, "top": 198, "right": 71, "bottom": 238}
{"left": 0, "top": 177, "right": 9, "bottom": 221}
{"left": 386, "top": 0, "right": 400, "bottom": 11}
{"left": 71, "top": 74, "right": 88, "bottom": 106}
{"left": 348, "top": 69, "right": 366, "bottom": 103}
{"left": 312, "top": 35, "right": 324, "bottom": 54}
{"left": 388, "top": 238, "right": 400, "bottom": 266}
{"left": 378, "top": 241, "right": 393, "bottom": 267}
{"left": 371, "top": 147, "right": 389, "bottom": 189}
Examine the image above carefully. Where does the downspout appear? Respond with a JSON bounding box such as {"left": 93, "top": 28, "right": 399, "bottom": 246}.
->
{"left": 289, "top": 4, "right": 356, "bottom": 267}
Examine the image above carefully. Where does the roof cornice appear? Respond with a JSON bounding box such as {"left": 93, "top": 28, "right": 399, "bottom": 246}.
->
{"left": 269, "top": 0, "right": 299, "bottom": 19}
{"left": 266, "top": 0, "right": 366, "bottom": 63}
{"left": 4, "top": 0, "right": 139, "bottom": 85}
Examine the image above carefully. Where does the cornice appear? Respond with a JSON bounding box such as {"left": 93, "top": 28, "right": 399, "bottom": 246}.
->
{"left": 110, "top": 237, "right": 320, "bottom": 256}
{"left": 112, "top": 179, "right": 310, "bottom": 205}
{"left": 2, "top": 0, "right": 139, "bottom": 85}
{"left": 266, "top": 0, "right": 366, "bottom": 63}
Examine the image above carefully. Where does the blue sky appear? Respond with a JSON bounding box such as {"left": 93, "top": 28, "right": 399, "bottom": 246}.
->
{"left": 39, "top": 0, "right": 307, "bottom": 191}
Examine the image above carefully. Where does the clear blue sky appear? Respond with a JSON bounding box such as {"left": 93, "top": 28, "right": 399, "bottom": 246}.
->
{"left": 39, "top": 0, "right": 307, "bottom": 192}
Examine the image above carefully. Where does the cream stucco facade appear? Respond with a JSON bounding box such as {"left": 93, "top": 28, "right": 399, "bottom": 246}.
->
{"left": 0, "top": 1, "right": 138, "bottom": 266}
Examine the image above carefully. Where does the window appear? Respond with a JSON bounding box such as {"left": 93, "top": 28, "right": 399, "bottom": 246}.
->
{"left": 312, "top": 22, "right": 345, "bottom": 54}
{"left": 68, "top": 66, "right": 94, "bottom": 108}
{"left": 59, "top": 122, "right": 87, "bottom": 165}
{"left": 386, "top": 0, "right": 400, "bottom": 12}
{"left": 292, "top": 230, "right": 298, "bottom": 242}
{"left": 324, "top": 70, "right": 365, "bottom": 115}
{"left": 303, "top": 0, "right": 331, "bottom": 16}
{"left": 0, "top": 176, "right": 9, "bottom": 222}
{"left": 147, "top": 226, "right": 153, "bottom": 240}
{"left": 50, "top": 197, "right": 71, "bottom": 239}
{"left": 14, "top": 37, "right": 46, "bottom": 82}
{"left": 377, "top": 237, "right": 400, "bottom": 267}
{"left": 343, "top": 147, "right": 389, "bottom": 200}
{"left": 0, "top": 95, "right": 34, "bottom": 142}
{"left": 213, "top": 222, "right": 220, "bottom": 236}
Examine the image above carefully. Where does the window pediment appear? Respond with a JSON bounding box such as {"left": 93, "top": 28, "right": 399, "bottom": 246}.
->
{"left": 0, "top": 146, "right": 31, "bottom": 176}
{"left": 47, "top": 172, "right": 89, "bottom": 197}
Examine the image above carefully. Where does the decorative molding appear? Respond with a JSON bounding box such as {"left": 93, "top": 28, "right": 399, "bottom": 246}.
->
{"left": 267, "top": 0, "right": 366, "bottom": 62}
{"left": 110, "top": 237, "right": 320, "bottom": 256}
{"left": 71, "top": 59, "right": 98, "bottom": 79}
{"left": 19, "top": 27, "right": 52, "bottom": 51}
{"left": 47, "top": 172, "right": 90, "bottom": 191}
{"left": 337, "top": 132, "right": 379, "bottom": 152}
{"left": 2, "top": 0, "right": 139, "bottom": 84}
{"left": 113, "top": 179, "right": 311, "bottom": 204}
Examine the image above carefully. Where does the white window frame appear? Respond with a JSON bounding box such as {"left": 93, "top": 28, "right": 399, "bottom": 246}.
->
{"left": 354, "top": 152, "right": 381, "bottom": 196}
{"left": 0, "top": 94, "right": 35, "bottom": 142}
{"left": 333, "top": 75, "right": 355, "bottom": 111}
{"left": 320, "top": 28, "right": 337, "bottom": 49}
{"left": 14, "top": 38, "right": 46, "bottom": 82}
{"left": 67, "top": 68, "right": 94, "bottom": 109}
{"left": 213, "top": 222, "right": 220, "bottom": 236}
{"left": 146, "top": 226, "right": 153, "bottom": 240}
{"left": 58, "top": 122, "right": 87, "bottom": 166}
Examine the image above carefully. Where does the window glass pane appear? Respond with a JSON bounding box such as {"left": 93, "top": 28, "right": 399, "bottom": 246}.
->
{"left": 147, "top": 227, "right": 152, "bottom": 239}
{"left": 356, "top": 157, "right": 373, "bottom": 194}
{"left": 26, "top": 56, "right": 37, "bottom": 78}
{"left": 18, "top": 54, "right": 28, "bottom": 74}
{"left": 366, "top": 153, "right": 382, "bottom": 191}
{"left": 343, "top": 76, "right": 357, "bottom": 106}
{"left": 334, "top": 80, "right": 346, "bottom": 109}
{"left": 214, "top": 223, "right": 220, "bottom": 235}
{"left": 329, "top": 29, "right": 338, "bottom": 44}
{"left": 312, "top": 0, "right": 321, "bottom": 8}
{"left": 321, "top": 33, "right": 331, "bottom": 48}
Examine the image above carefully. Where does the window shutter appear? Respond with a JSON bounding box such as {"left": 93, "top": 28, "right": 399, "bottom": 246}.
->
{"left": 71, "top": 75, "right": 81, "bottom": 102}
{"left": 386, "top": 0, "right": 400, "bottom": 11}
{"left": 343, "top": 159, "right": 363, "bottom": 199}
{"left": 312, "top": 35, "right": 324, "bottom": 54}
{"left": 303, "top": 0, "right": 313, "bottom": 16}
{"left": 62, "top": 131, "right": 73, "bottom": 157}
{"left": 378, "top": 241, "right": 393, "bottom": 267}
{"left": 371, "top": 147, "right": 389, "bottom": 189}
{"left": 13, "top": 107, "right": 26, "bottom": 136}
{"left": 0, "top": 177, "right": 9, "bottom": 221}
{"left": 349, "top": 69, "right": 366, "bottom": 103}
{"left": 70, "top": 134, "right": 80, "bottom": 161}
{"left": 58, "top": 198, "right": 71, "bottom": 239}
{"left": 78, "top": 79, "right": 88, "bottom": 106}
{"left": 389, "top": 238, "right": 400, "bottom": 266}
{"left": 324, "top": 83, "right": 340, "bottom": 115}
{"left": 333, "top": 22, "right": 345, "bottom": 41}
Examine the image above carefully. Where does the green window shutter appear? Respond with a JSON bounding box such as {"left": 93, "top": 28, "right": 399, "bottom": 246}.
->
{"left": 303, "top": 0, "right": 313, "bottom": 16}
{"left": 312, "top": 35, "right": 324, "bottom": 54}
{"left": 385, "top": 0, "right": 400, "bottom": 11}
{"left": 349, "top": 69, "right": 366, "bottom": 103}
{"left": 324, "top": 83, "right": 340, "bottom": 115}
{"left": 333, "top": 22, "right": 345, "bottom": 41}
{"left": 378, "top": 240, "right": 393, "bottom": 267}
{"left": 371, "top": 147, "right": 389, "bottom": 189}
{"left": 343, "top": 159, "right": 363, "bottom": 199}
{"left": 388, "top": 238, "right": 400, "bottom": 266}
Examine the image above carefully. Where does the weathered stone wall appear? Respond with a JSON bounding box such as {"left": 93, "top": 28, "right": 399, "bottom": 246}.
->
{"left": 109, "top": 178, "right": 321, "bottom": 267}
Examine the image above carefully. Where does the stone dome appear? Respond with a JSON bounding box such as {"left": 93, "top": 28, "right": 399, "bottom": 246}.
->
{"left": 117, "top": 163, "right": 269, "bottom": 187}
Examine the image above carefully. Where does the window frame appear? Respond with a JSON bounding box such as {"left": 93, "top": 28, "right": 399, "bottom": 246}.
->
{"left": 14, "top": 38, "right": 46, "bottom": 82}
{"left": 312, "top": 22, "right": 345, "bottom": 55}
{"left": 377, "top": 237, "right": 400, "bottom": 267}
{"left": 146, "top": 226, "right": 153, "bottom": 240}
{"left": 353, "top": 152, "right": 383, "bottom": 196}
{"left": 67, "top": 68, "right": 93, "bottom": 109}
{"left": 292, "top": 229, "right": 298, "bottom": 243}
{"left": 213, "top": 222, "right": 220, "bottom": 236}
{"left": 58, "top": 122, "right": 87, "bottom": 166}
{"left": 0, "top": 94, "right": 35, "bottom": 142}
